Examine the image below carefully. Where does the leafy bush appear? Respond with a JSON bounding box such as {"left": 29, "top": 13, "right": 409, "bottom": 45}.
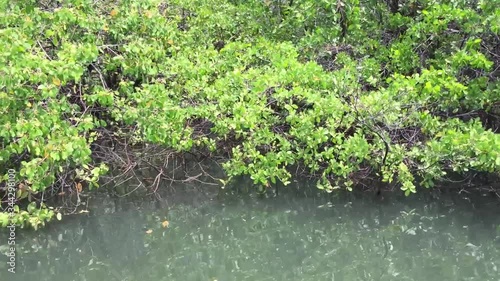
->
{"left": 1, "top": 0, "right": 499, "bottom": 227}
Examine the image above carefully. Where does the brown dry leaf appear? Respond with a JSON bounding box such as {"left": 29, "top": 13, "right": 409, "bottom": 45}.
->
{"left": 76, "top": 182, "right": 82, "bottom": 193}
{"left": 145, "top": 229, "right": 153, "bottom": 234}
{"left": 161, "top": 220, "right": 169, "bottom": 228}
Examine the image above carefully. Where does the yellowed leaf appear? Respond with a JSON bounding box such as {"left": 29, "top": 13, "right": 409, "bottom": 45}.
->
{"left": 161, "top": 220, "right": 169, "bottom": 228}
{"left": 110, "top": 9, "right": 118, "bottom": 17}
{"left": 52, "top": 77, "right": 61, "bottom": 86}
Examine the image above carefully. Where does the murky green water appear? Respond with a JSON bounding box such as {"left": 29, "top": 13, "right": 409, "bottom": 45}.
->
{"left": 1, "top": 180, "right": 500, "bottom": 281}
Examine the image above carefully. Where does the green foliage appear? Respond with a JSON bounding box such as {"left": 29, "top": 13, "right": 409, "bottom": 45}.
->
{"left": 1, "top": 0, "right": 499, "bottom": 227}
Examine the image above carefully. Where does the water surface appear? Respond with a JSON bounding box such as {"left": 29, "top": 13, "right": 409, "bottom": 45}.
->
{"left": 1, "top": 180, "right": 500, "bottom": 281}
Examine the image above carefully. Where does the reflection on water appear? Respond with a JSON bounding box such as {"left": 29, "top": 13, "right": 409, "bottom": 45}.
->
{"left": 1, "top": 180, "right": 500, "bottom": 281}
